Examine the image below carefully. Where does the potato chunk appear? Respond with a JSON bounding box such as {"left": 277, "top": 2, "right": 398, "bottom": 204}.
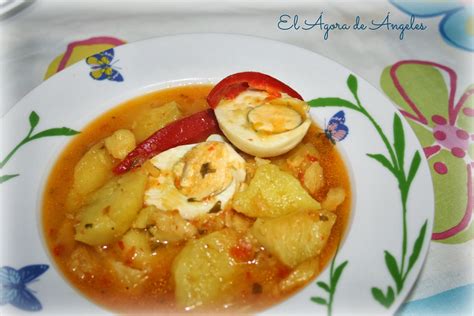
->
{"left": 104, "top": 129, "right": 136, "bottom": 160}
{"left": 133, "top": 101, "right": 182, "bottom": 142}
{"left": 172, "top": 229, "right": 238, "bottom": 308}
{"left": 72, "top": 143, "right": 114, "bottom": 196}
{"left": 284, "top": 143, "right": 325, "bottom": 195}
{"left": 54, "top": 220, "right": 76, "bottom": 256}
{"left": 224, "top": 209, "right": 253, "bottom": 233}
{"left": 133, "top": 206, "right": 197, "bottom": 243}
{"left": 322, "top": 187, "right": 346, "bottom": 211}
{"left": 233, "top": 164, "right": 320, "bottom": 218}
{"left": 303, "top": 162, "right": 324, "bottom": 195}
{"left": 75, "top": 170, "right": 147, "bottom": 245}
{"left": 251, "top": 210, "right": 336, "bottom": 267}
{"left": 286, "top": 142, "right": 320, "bottom": 173}
{"left": 67, "top": 246, "right": 102, "bottom": 280}
{"left": 120, "top": 229, "right": 151, "bottom": 269}
{"left": 109, "top": 261, "right": 147, "bottom": 289}
{"left": 279, "top": 258, "right": 319, "bottom": 292}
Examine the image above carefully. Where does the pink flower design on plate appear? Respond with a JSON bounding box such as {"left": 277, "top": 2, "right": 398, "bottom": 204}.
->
{"left": 381, "top": 60, "right": 474, "bottom": 243}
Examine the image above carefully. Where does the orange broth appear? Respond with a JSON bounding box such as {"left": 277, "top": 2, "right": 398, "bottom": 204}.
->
{"left": 42, "top": 85, "right": 351, "bottom": 313}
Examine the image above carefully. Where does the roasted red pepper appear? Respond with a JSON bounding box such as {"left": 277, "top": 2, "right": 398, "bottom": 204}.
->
{"left": 207, "top": 71, "right": 303, "bottom": 108}
{"left": 115, "top": 72, "right": 301, "bottom": 174}
{"left": 113, "top": 109, "right": 221, "bottom": 174}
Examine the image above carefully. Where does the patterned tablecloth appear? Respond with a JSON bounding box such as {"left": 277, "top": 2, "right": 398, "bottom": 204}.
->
{"left": 0, "top": 0, "right": 472, "bottom": 315}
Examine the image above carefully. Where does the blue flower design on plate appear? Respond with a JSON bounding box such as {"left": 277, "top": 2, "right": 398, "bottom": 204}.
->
{"left": 0, "top": 264, "right": 49, "bottom": 312}
{"left": 86, "top": 48, "right": 124, "bottom": 82}
{"left": 390, "top": 0, "right": 474, "bottom": 52}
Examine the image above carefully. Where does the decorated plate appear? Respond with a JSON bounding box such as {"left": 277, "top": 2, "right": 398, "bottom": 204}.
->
{"left": 0, "top": 34, "right": 434, "bottom": 315}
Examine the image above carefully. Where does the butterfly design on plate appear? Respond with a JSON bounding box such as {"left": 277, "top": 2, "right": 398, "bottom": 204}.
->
{"left": 86, "top": 48, "right": 124, "bottom": 82}
{"left": 325, "top": 110, "right": 349, "bottom": 144}
{"left": 0, "top": 264, "right": 49, "bottom": 311}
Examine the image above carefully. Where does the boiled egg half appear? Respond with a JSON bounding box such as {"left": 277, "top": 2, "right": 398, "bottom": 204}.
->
{"left": 214, "top": 90, "right": 311, "bottom": 157}
{"left": 144, "top": 135, "right": 246, "bottom": 220}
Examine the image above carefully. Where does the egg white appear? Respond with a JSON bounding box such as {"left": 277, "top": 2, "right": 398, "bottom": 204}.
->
{"left": 144, "top": 135, "right": 245, "bottom": 220}
{"left": 214, "top": 91, "right": 311, "bottom": 158}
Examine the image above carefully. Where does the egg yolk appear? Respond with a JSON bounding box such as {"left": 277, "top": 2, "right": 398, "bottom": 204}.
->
{"left": 248, "top": 104, "right": 302, "bottom": 134}
{"left": 173, "top": 142, "right": 233, "bottom": 200}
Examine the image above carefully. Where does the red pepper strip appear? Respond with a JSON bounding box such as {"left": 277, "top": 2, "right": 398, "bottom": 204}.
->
{"left": 113, "top": 109, "right": 221, "bottom": 174}
{"left": 207, "top": 71, "right": 303, "bottom": 108}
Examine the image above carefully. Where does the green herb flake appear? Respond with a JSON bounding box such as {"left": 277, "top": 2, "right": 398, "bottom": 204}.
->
{"left": 200, "top": 162, "right": 216, "bottom": 178}
{"left": 252, "top": 283, "right": 263, "bottom": 294}
{"left": 209, "top": 201, "right": 222, "bottom": 214}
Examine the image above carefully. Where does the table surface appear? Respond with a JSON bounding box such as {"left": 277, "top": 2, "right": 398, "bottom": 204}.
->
{"left": 1, "top": 0, "right": 473, "bottom": 315}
